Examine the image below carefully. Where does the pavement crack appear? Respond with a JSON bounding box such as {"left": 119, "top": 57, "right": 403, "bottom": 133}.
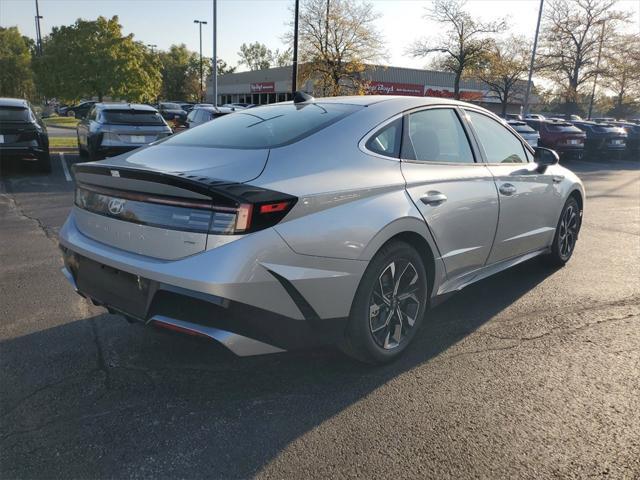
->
{"left": 0, "top": 191, "right": 58, "bottom": 243}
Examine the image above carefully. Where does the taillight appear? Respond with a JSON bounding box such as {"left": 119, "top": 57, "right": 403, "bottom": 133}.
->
{"left": 75, "top": 184, "right": 296, "bottom": 235}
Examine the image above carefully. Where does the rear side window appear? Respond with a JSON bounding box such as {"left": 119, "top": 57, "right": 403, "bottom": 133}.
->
{"left": 403, "top": 108, "right": 474, "bottom": 163}
{"left": 102, "top": 110, "right": 164, "bottom": 126}
{"left": 0, "top": 107, "right": 30, "bottom": 122}
{"left": 466, "top": 110, "right": 527, "bottom": 164}
{"left": 366, "top": 118, "right": 402, "bottom": 158}
{"left": 162, "top": 103, "right": 361, "bottom": 149}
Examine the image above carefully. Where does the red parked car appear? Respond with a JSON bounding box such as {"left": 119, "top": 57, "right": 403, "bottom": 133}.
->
{"left": 525, "top": 119, "right": 586, "bottom": 159}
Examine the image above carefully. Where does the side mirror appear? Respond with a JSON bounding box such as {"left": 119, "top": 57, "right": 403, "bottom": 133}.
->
{"left": 534, "top": 147, "right": 559, "bottom": 171}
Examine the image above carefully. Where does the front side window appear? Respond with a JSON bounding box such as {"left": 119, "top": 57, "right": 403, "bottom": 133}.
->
{"left": 161, "top": 102, "right": 361, "bottom": 149}
{"left": 403, "top": 108, "right": 474, "bottom": 163}
{"left": 366, "top": 118, "right": 402, "bottom": 158}
{"left": 466, "top": 110, "right": 527, "bottom": 164}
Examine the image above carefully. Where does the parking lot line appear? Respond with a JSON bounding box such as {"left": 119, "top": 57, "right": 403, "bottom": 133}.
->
{"left": 59, "top": 153, "right": 72, "bottom": 182}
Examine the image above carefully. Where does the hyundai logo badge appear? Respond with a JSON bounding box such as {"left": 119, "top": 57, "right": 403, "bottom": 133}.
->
{"left": 110, "top": 170, "right": 120, "bottom": 177}
{"left": 107, "top": 198, "right": 126, "bottom": 215}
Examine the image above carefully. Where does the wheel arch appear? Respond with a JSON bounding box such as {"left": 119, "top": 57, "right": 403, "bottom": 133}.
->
{"left": 360, "top": 217, "right": 445, "bottom": 301}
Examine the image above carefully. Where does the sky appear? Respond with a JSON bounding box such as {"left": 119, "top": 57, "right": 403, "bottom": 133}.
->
{"left": 2, "top": 0, "right": 639, "bottom": 71}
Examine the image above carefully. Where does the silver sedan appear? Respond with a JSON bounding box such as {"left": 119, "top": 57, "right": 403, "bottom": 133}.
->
{"left": 60, "top": 95, "right": 584, "bottom": 364}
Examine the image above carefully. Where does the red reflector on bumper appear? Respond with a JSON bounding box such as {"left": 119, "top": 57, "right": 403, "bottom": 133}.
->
{"left": 152, "top": 320, "right": 209, "bottom": 339}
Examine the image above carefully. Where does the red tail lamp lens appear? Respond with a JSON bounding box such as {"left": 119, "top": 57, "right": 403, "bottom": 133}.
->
{"left": 259, "top": 202, "right": 290, "bottom": 214}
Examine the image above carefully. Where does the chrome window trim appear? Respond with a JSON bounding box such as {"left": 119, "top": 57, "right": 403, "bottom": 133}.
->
{"left": 359, "top": 104, "right": 484, "bottom": 166}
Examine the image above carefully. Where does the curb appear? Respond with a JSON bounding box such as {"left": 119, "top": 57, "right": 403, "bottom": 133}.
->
{"left": 50, "top": 148, "right": 78, "bottom": 153}
{"left": 45, "top": 125, "right": 77, "bottom": 130}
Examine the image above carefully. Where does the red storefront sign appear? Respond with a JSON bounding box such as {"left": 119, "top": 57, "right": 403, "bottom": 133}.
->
{"left": 424, "top": 86, "right": 484, "bottom": 101}
{"left": 250, "top": 82, "right": 275, "bottom": 93}
{"left": 365, "top": 81, "right": 423, "bottom": 96}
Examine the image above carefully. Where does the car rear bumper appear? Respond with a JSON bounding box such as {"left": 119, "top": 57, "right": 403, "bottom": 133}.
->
{"left": 0, "top": 144, "right": 46, "bottom": 159}
{"left": 58, "top": 210, "right": 365, "bottom": 354}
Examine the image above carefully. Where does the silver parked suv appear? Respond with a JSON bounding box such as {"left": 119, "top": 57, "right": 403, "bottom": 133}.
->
{"left": 60, "top": 95, "right": 584, "bottom": 363}
{"left": 77, "top": 103, "right": 172, "bottom": 160}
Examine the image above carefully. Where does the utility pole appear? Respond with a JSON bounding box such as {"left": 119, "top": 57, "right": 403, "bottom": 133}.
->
{"left": 194, "top": 20, "right": 208, "bottom": 103}
{"left": 588, "top": 20, "right": 606, "bottom": 120}
{"left": 292, "top": 0, "right": 299, "bottom": 94}
{"left": 523, "top": 0, "right": 544, "bottom": 116}
{"left": 212, "top": 0, "right": 218, "bottom": 105}
{"left": 34, "top": 0, "right": 43, "bottom": 55}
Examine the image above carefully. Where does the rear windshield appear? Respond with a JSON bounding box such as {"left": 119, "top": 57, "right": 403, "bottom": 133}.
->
{"left": 509, "top": 122, "right": 536, "bottom": 133}
{"left": 546, "top": 123, "right": 581, "bottom": 133}
{"left": 161, "top": 103, "right": 183, "bottom": 110}
{"left": 0, "top": 107, "right": 30, "bottom": 122}
{"left": 102, "top": 110, "right": 164, "bottom": 125}
{"left": 162, "top": 102, "right": 361, "bottom": 149}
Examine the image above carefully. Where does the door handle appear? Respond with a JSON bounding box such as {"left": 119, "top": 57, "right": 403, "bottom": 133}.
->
{"left": 499, "top": 183, "right": 517, "bottom": 196}
{"left": 420, "top": 191, "right": 447, "bottom": 206}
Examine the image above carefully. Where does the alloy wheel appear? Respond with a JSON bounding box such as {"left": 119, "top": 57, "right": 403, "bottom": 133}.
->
{"left": 558, "top": 203, "right": 579, "bottom": 260}
{"left": 368, "top": 259, "right": 424, "bottom": 350}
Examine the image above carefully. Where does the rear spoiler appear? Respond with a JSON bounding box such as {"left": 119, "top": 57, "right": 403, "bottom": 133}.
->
{"left": 72, "top": 162, "right": 295, "bottom": 208}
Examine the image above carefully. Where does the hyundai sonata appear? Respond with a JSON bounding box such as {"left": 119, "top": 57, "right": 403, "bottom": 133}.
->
{"left": 59, "top": 94, "right": 584, "bottom": 363}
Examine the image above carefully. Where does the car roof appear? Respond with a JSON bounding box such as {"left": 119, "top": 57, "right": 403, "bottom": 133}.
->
{"left": 305, "top": 95, "right": 469, "bottom": 107}
{"left": 97, "top": 102, "right": 158, "bottom": 112}
{"left": 0, "top": 97, "right": 29, "bottom": 108}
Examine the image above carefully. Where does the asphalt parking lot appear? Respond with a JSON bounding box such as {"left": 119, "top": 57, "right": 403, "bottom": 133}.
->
{"left": 1, "top": 153, "right": 639, "bottom": 478}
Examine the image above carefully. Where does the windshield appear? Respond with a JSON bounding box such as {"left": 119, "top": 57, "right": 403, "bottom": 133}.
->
{"left": 162, "top": 102, "right": 361, "bottom": 149}
{"left": 102, "top": 110, "right": 165, "bottom": 125}
{"left": 161, "top": 103, "right": 183, "bottom": 110}
{"left": 0, "top": 107, "right": 30, "bottom": 122}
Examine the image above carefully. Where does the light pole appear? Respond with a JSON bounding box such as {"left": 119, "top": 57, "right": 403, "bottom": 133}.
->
{"left": 194, "top": 19, "right": 207, "bottom": 102}
{"left": 34, "top": 0, "right": 43, "bottom": 55}
{"left": 212, "top": 0, "right": 218, "bottom": 106}
{"left": 292, "top": 0, "right": 299, "bottom": 94}
{"left": 523, "top": 0, "right": 544, "bottom": 116}
{"left": 587, "top": 20, "right": 606, "bottom": 120}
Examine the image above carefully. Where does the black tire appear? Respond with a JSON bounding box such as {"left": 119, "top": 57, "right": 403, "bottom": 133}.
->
{"left": 36, "top": 151, "right": 52, "bottom": 173}
{"left": 340, "top": 241, "right": 428, "bottom": 364}
{"left": 545, "top": 196, "right": 581, "bottom": 267}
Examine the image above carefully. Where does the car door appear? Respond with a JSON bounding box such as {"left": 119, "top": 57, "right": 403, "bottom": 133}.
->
{"left": 464, "top": 109, "right": 560, "bottom": 264}
{"left": 400, "top": 107, "right": 499, "bottom": 280}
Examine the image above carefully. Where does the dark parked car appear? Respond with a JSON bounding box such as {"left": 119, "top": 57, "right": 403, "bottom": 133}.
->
{"left": 59, "top": 101, "right": 96, "bottom": 119}
{"left": 158, "top": 102, "right": 187, "bottom": 125}
{"left": 77, "top": 103, "right": 172, "bottom": 160}
{"left": 610, "top": 121, "right": 639, "bottom": 155}
{"left": 570, "top": 120, "right": 627, "bottom": 155}
{"left": 525, "top": 119, "right": 586, "bottom": 158}
{"left": 185, "top": 106, "right": 234, "bottom": 128}
{"left": 0, "top": 97, "right": 50, "bottom": 172}
{"left": 507, "top": 120, "right": 540, "bottom": 147}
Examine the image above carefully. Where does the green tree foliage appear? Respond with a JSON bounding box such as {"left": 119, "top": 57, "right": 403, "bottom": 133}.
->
{"left": 238, "top": 42, "right": 272, "bottom": 71}
{"left": 158, "top": 44, "right": 202, "bottom": 101}
{"left": 33, "top": 16, "right": 161, "bottom": 102}
{"left": 473, "top": 36, "right": 531, "bottom": 116}
{"left": 0, "top": 27, "right": 35, "bottom": 99}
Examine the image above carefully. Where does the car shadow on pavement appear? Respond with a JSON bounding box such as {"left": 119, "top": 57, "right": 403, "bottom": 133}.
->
{"left": 0, "top": 257, "right": 557, "bottom": 478}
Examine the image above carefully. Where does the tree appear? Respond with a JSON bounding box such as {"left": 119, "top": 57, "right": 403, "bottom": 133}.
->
{"left": 408, "top": 0, "right": 505, "bottom": 99}
{"left": 33, "top": 16, "right": 161, "bottom": 102}
{"left": 216, "top": 58, "right": 236, "bottom": 75}
{"left": 271, "top": 48, "right": 293, "bottom": 67}
{"left": 158, "top": 44, "right": 201, "bottom": 101}
{"left": 538, "top": 0, "right": 631, "bottom": 113}
{"left": 238, "top": 42, "right": 272, "bottom": 71}
{"left": 473, "top": 36, "right": 531, "bottom": 115}
{"left": 293, "top": 0, "right": 384, "bottom": 96}
{"left": 0, "top": 27, "right": 35, "bottom": 99}
{"left": 601, "top": 33, "right": 640, "bottom": 118}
